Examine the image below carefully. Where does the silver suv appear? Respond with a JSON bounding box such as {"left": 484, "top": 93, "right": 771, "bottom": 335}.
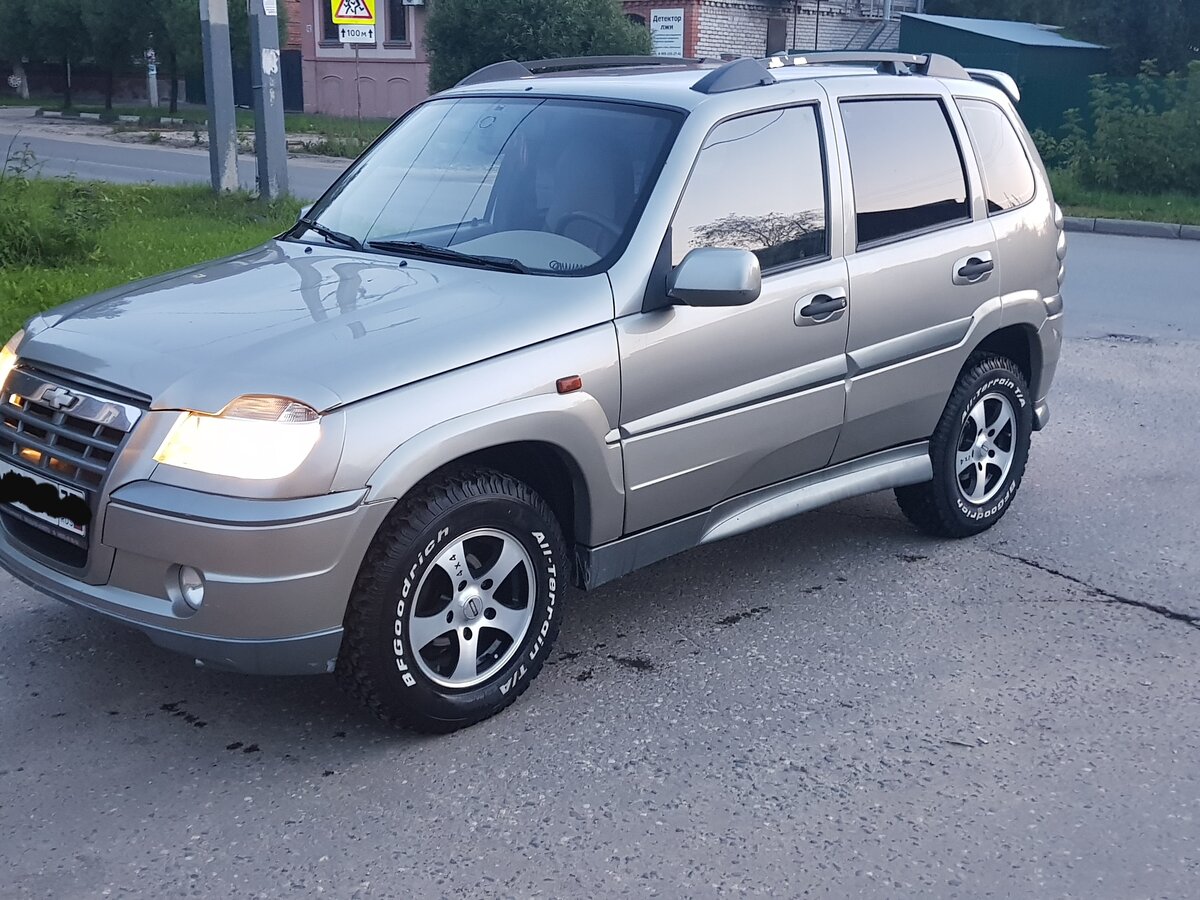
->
{"left": 0, "top": 53, "right": 1065, "bottom": 731}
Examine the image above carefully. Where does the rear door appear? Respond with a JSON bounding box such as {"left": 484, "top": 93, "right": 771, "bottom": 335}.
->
{"left": 823, "top": 81, "right": 1000, "bottom": 464}
{"left": 617, "top": 102, "right": 850, "bottom": 533}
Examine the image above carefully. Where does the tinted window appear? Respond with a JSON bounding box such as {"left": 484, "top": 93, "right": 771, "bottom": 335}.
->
{"left": 840, "top": 99, "right": 969, "bottom": 246}
{"left": 957, "top": 98, "right": 1036, "bottom": 214}
{"left": 671, "top": 106, "right": 828, "bottom": 270}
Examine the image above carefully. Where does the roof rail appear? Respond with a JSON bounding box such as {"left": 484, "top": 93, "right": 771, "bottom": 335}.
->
{"left": 965, "top": 68, "right": 1021, "bottom": 103}
{"left": 764, "top": 51, "right": 971, "bottom": 80}
{"left": 455, "top": 56, "right": 703, "bottom": 87}
{"left": 691, "top": 57, "right": 777, "bottom": 94}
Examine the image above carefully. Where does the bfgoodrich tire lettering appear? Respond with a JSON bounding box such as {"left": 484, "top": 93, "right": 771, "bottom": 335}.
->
{"left": 895, "top": 354, "right": 1033, "bottom": 538}
{"left": 337, "top": 467, "right": 567, "bottom": 733}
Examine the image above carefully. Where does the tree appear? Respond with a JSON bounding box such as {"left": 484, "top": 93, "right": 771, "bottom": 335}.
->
{"left": 426, "top": 0, "right": 653, "bottom": 92}
{"left": 0, "top": 2, "right": 36, "bottom": 98}
{"left": 81, "top": 0, "right": 149, "bottom": 109}
{"left": 925, "top": 0, "right": 1198, "bottom": 75}
{"left": 27, "top": 0, "right": 92, "bottom": 109}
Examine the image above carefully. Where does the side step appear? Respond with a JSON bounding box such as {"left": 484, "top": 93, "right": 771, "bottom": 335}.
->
{"left": 576, "top": 443, "right": 932, "bottom": 590}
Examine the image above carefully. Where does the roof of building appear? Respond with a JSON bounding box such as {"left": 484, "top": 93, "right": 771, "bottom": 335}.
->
{"left": 901, "top": 13, "right": 1106, "bottom": 50}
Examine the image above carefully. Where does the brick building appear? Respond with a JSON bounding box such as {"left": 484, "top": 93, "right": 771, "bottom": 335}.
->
{"left": 621, "top": 1, "right": 924, "bottom": 59}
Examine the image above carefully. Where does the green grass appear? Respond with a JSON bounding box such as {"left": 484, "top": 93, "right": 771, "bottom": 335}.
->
{"left": 0, "top": 181, "right": 301, "bottom": 337}
{"left": 1050, "top": 170, "right": 1200, "bottom": 225}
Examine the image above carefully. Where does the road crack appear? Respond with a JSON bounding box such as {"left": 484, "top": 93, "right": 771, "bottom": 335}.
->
{"left": 992, "top": 549, "right": 1200, "bottom": 630}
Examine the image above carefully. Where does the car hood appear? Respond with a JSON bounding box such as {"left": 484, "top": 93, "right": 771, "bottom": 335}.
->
{"left": 19, "top": 241, "right": 615, "bottom": 413}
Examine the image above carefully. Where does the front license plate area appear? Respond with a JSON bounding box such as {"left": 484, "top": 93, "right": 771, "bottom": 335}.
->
{"left": 0, "top": 458, "right": 90, "bottom": 545}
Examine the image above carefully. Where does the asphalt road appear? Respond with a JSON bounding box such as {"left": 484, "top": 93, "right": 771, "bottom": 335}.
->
{"left": 2, "top": 208, "right": 1199, "bottom": 896}
{"left": 0, "top": 109, "right": 346, "bottom": 200}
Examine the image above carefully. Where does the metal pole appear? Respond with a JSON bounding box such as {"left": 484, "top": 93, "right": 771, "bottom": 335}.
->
{"left": 883, "top": 0, "right": 894, "bottom": 21}
{"left": 815, "top": 0, "right": 822, "bottom": 50}
{"left": 248, "top": 0, "right": 290, "bottom": 200}
{"left": 354, "top": 46, "right": 362, "bottom": 123}
{"left": 199, "top": 0, "right": 238, "bottom": 193}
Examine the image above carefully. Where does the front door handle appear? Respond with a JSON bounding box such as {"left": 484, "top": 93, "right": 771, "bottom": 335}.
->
{"left": 795, "top": 290, "right": 848, "bottom": 326}
{"left": 954, "top": 252, "right": 995, "bottom": 285}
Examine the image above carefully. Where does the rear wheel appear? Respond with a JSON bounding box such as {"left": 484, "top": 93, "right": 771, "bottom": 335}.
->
{"left": 338, "top": 467, "right": 567, "bottom": 733}
{"left": 895, "top": 354, "right": 1033, "bottom": 538}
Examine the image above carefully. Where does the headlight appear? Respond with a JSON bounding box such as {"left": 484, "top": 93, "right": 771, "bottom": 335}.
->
{"left": 154, "top": 396, "right": 322, "bottom": 480}
{"left": 0, "top": 329, "right": 24, "bottom": 391}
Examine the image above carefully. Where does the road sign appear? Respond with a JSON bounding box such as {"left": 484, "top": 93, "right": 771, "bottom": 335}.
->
{"left": 332, "top": 0, "right": 375, "bottom": 25}
{"left": 339, "top": 24, "right": 376, "bottom": 44}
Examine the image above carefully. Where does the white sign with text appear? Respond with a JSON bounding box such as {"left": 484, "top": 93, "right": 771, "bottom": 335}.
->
{"left": 650, "top": 8, "right": 685, "bottom": 57}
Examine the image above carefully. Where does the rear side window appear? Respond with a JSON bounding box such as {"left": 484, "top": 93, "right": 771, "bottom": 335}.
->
{"left": 957, "top": 98, "right": 1037, "bottom": 214}
{"left": 671, "top": 106, "right": 828, "bottom": 270}
{"left": 840, "top": 98, "right": 970, "bottom": 247}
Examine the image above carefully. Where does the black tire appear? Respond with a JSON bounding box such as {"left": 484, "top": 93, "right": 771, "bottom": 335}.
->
{"left": 337, "top": 467, "right": 568, "bottom": 733}
{"left": 895, "top": 353, "right": 1033, "bottom": 538}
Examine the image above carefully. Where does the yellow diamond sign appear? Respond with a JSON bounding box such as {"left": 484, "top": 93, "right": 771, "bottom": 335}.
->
{"left": 332, "top": 0, "right": 376, "bottom": 25}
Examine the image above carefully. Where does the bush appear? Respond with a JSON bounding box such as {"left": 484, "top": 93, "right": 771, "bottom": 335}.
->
{"left": 1043, "top": 61, "right": 1200, "bottom": 195}
{"left": 0, "top": 143, "right": 108, "bottom": 268}
{"left": 426, "top": 0, "right": 652, "bottom": 92}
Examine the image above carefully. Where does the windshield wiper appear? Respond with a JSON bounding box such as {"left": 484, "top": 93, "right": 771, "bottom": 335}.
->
{"left": 295, "top": 217, "right": 362, "bottom": 252}
{"left": 367, "top": 240, "right": 530, "bottom": 274}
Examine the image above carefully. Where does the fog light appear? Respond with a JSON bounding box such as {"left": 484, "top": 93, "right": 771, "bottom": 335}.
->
{"left": 179, "top": 566, "right": 206, "bottom": 610}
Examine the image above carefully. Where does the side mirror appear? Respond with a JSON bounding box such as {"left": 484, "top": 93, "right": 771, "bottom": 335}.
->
{"left": 667, "top": 248, "right": 762, "bottom": 307}
{"left": 298, "top": 204, "right": 313, "bottom": 222}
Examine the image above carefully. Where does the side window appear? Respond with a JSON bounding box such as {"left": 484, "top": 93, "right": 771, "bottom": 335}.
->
{"left": 840, "top": 99, "right": 970, "bottom": 247}
{"left": 957, "top": 98, "right": 1037, "bottom": 214}
{"left": 671, "top": 106, "right": 828, "bottom": 271}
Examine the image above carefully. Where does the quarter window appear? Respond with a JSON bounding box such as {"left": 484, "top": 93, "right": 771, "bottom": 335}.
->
{"left": 957, "top": 98, "right": 1037, "bottom": 214}
{"left": 671, "top": 106, "right": 828, "bottom": 270}
{"left": 840, "top": 98, "right": 970, "bottom": 247}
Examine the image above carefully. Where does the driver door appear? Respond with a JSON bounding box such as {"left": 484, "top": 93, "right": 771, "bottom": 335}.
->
{"left": 616, "top": 103, "right": 851, "bottom": 533}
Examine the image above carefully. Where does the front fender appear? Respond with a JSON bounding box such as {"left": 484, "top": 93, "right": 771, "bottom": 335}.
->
{"left": 363, "top": 392, "right": 625, "bottom": 546}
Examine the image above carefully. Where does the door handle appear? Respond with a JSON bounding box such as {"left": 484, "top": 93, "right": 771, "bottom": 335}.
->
{"left": 954, "top": 253, "right": 995, "bottom": 285}
{"left": 795, "top": 291, "right": 848, "bottom": 326}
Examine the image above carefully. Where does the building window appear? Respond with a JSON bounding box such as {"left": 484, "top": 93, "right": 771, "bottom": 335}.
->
{"left": 320, "top": 0, "right": 339, "bottom": 42}
{"left": 627, "top": 14, "right": 647, "bottom": 27}
{"left": 387, "top": 0, "right": 409, "bottom": 43}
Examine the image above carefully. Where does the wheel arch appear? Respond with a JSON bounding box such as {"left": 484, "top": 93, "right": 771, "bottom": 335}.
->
{"left": 362, "top": 393, "right": 624, "bottom": 551}
{"left": 963, "top": 323, "right": 1042, "bottom": 393}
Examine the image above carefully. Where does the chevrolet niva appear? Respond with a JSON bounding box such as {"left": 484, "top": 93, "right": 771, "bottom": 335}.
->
{"left": 0, "top": 53, "right": 1065, "bottom": 731}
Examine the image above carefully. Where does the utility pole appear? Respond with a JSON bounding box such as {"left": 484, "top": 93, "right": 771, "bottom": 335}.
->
{"left": 248, "top": 0, "right": 290, "bottom": 200}
{"left": 199, "top": 0, "right": 238, "bottom": 193}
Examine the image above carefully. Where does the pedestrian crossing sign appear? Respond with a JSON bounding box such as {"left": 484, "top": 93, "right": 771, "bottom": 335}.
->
{"left": 332, "top": 0, "right": 375, "bottom": 25}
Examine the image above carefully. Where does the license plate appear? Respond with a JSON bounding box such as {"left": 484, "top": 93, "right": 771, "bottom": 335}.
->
{"left": 0, "top": 458, "right": 89, "bottom": 539}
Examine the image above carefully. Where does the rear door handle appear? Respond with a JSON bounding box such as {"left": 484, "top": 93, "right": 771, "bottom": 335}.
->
{"left": 795, "top": 290, "right": 848, "bottom": 326}
{"left": 954, "top": 253, "right": 995, "bottom": 285}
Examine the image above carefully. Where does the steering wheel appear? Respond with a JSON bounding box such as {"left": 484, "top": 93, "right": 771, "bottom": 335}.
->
{"left": 554, "top": 211, "right": 623, "bottom": 244}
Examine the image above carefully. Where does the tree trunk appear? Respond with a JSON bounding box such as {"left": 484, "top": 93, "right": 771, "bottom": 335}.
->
{"left": 13, "top": 62, "right": 30, "bottom": 100}
{"left": 168, "top": 48, "right": 179, "bottom": 114}
{"left": 62, "top": 58, "right": 73, "bottom": 110}
{"left": 105, "top": 68, "right": 115, "bottom": 110}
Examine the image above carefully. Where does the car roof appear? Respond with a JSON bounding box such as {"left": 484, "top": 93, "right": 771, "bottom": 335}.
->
{"left": 436, "top": 54, "right": 1016, "bottom": 112}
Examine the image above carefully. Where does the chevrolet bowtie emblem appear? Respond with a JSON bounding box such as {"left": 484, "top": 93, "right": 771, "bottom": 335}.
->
{"left": 40, "top": 386, "right": 81, "bottom": 411}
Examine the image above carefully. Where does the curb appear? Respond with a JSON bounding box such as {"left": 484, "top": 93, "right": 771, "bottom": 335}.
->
{"left": 1066, "top": 216, "right": 1200, "bottom": 241}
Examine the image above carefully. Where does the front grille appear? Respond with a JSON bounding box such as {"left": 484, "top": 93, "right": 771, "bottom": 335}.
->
{"left": 0, "top": 366, "right": 142, "bottom": 563}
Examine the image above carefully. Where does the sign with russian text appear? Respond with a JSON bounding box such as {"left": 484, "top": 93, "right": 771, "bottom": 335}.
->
{"left": 650, "top": 9, "right": 685, "bottom": 57}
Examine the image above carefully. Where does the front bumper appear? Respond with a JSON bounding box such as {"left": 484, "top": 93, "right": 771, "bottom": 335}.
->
{"left": 0, "top": 482, "right": 393, "bottom": 674}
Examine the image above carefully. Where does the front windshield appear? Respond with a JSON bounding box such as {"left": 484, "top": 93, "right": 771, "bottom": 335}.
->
{"left": 305, "top": 97, "right": 681, "bottom": 275}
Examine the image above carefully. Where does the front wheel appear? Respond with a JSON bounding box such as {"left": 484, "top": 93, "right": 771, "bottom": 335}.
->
{"left": 895, "top": 354, "right": 1033, "bottom": 538}
{"left": 337, "top": 467, "right": 568, "bottom": 733}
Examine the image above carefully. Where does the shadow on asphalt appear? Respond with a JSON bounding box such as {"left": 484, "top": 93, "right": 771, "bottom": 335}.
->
{"left": 6, "top": 493, "right": 925, "bottom": 752}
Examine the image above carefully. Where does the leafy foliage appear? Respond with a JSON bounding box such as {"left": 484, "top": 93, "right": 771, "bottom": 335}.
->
{"left": 0, "top": 141, "right": 107, "bottom": 268}
{"left": 1036, "top": 61, "right": 1200, "bottom": 195}
{"left": 426, "top": 0, "right": 652, "bottom": 92}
